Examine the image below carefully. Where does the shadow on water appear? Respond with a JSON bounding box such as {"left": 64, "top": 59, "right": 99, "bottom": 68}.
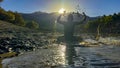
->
{"left": 65, "top": 43, "right": 76, "bottom": 65}
{"left": 56, "top": 36, "right": 82, "bottom": 66}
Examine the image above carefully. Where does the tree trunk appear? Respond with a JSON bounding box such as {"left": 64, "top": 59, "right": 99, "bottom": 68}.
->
{"left": 96, "top": 25, "right": 100, "bottom": 40}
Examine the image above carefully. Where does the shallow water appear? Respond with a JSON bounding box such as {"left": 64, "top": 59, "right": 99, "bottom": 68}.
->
{"left": 74, "top": 45, "right": 120, "bottom": 68}
{"left": 1, "top": 45, "right": 120, "bottom": 68}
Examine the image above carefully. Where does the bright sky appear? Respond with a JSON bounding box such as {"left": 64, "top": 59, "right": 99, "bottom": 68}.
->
{"left": 1, "top": 0, "right": 120, "bottom": 17}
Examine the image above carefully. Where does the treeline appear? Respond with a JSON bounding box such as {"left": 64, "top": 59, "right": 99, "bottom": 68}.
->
{"left": 85, "top": 13, "right": 120, "bottom": 36}
{"left": 0, "top": 7, "right": 39, "bottom": 29}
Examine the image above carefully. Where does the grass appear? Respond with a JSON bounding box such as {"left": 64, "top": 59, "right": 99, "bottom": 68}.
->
{"left": 0, "top": 20, "right": 40, "bottom": 40}
{"left": 0, "top": 52, "right": 18, "bottom": 68}
{"left": 0, "top": 20, "right": 38, "bottom": 34}
{"left": 0, "top": 59, "right": 2, "bottom": 68}
{"left": 0, "top": 52, "right": 18, "bottom": 58}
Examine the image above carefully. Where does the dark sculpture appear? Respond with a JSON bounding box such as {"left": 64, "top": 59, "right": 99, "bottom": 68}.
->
{"left": 57, "top": 12, "right": 86, "bottom": 43}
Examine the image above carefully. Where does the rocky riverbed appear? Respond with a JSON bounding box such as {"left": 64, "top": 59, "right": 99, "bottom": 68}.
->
{"left": 1, "top": 34, "right": 120, "bottom": 68}
{"left": 0, "top": 37, "right": 38, "bottom": 54}
{"left": 1, "top": 44, "right": 120, "bottom": 68}
{"left": 0, "top": 33, "right": 57, "bottom": 54}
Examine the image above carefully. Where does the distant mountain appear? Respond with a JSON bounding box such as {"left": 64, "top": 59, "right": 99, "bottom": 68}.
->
{"left": 21, "top": 11, "right": 98, "bottom": 32}
{"left": 21, "top": 12, "right": 63, "bottom": 32}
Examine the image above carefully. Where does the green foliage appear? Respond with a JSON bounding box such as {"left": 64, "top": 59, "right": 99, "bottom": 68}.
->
{"left": 0, "top": 8, "right": 15, "bottom": 22}
{"left": 13, "top": 12, "right": 25, "bottom": 26}
{"left": 0, "top": 7, "right": 40, "bottom": 30}
{"left": 0, "top": 7, "right": 45, "bottom": 30}
{"left": 85, "top": 12, "right": 120, "bottom": 35}
{"left": 26, "top": 21, "right": 39, "bottom": 29}
{"left": 0, "top": 8, "right": 25, "bottom": 27}
{"left": 85, "top": 20, "right": 99, "bottom": 33}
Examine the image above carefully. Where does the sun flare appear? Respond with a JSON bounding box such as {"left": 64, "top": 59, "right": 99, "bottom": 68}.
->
{"left": 59, "top": 8, "right": 65, "bottom": 14}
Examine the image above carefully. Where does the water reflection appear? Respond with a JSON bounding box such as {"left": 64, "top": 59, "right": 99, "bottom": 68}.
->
{"left": 55, "top": 45, "right": 66, "bottom": 65}
{"left": 65, "top": 43, "right": 76, "bottom": 65}
{"left": 54, "top": 44, "right": 76, "bottom": 66}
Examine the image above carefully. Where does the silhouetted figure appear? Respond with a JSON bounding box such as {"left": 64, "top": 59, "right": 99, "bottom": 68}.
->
{"left": 57, "top": 12, "right": 86, "bottom": 43}
{"left": 57, "top": 12, "right": 87, "bottom": 65}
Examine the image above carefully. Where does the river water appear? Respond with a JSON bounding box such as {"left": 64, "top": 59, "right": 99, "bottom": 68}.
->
{"left": 2, "top": 44, "right": 120, "bottom": 68}
{"left": 74, "top": 45, "right": 120, "bottom": 68}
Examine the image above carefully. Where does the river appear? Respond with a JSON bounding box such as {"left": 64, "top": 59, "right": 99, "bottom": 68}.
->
{"left": 1, "top": 44, "right": 120, "bottom": 68}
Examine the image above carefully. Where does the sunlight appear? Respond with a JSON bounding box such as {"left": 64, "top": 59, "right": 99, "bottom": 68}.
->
{"left": 58, "top": 8, "right": 65, "bottom": 14}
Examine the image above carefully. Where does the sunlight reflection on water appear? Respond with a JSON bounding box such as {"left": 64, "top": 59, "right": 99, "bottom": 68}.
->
{"left": 57, "top": 45, "right": 66, "bottom": 65}
{"left": 2, "top": 45, "right": 68, "bottom": 68}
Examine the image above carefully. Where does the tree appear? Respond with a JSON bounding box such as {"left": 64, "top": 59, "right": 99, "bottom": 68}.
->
{"left": 26, "top": 21, "right": 39, "bottom": 29}
{"left": 6, "top": 11, "right": 15, "bottom": 22}
{"left": 85, "top": 13, "right": 120, "bottom": 37}
{"left": 0, "top": 7, "right": 6, "bottom": 20}
{"left": 0, "top": 9, "right": 15, "bottom": 22}
{"left": 13, "top": 12, "right": 25, "bottom": 26}
{"left": 0, "top": 7, "right": 26, "bottom": 27}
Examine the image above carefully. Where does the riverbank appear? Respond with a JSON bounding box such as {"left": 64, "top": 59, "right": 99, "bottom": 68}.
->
{"left": 1, "top": 35, "right": 120, "bottom": 68}
{"left": 98, "top": 37, "right": 120, "bottom": 46}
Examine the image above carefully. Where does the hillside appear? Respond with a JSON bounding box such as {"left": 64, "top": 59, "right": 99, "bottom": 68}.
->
{"left": 0, "top": 20, "right": 39, "bottom": 34}
{"left": 21, "top": 12, "right": 97, "bottom": 32}
{"left": 0, "top": 20, "right": 28, "bottom": 32}
{"left": 0, "top": 20, "right": 53, "bottom": 54}
{"left": 21, "top": 12, "right": 63, "bottom": 31}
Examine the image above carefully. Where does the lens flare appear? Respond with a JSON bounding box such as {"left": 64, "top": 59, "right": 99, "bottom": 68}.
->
{"left": 59, "top": 8, "right": 65, "bottom": 14}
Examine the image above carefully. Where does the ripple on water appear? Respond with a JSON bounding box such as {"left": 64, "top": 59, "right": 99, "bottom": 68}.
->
{"left": 2, "top": 45, "right": 67, "bottom": 68}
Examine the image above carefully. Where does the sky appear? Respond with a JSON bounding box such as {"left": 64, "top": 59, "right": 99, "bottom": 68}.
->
{"left": 1, "top": 0, "right": 120, "bottom": 17}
